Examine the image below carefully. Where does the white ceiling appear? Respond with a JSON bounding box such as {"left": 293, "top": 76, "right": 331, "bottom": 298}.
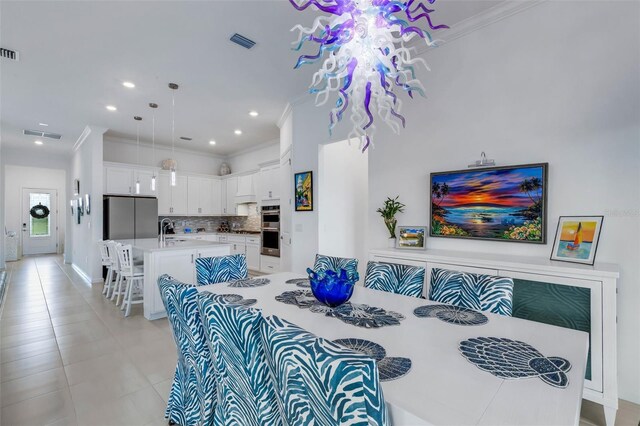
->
{"left": 0, "top": 0, "right": 504, "bottom": 157}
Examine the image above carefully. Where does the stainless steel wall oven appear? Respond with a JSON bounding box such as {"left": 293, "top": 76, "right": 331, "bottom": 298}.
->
{"left": 261, "top": 205, "right": 280, "bottom": 257}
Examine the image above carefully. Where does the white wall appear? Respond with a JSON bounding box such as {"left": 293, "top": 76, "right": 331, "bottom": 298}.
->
{"left": 319, "top": 140, "right": 368, "bottom": 279}
{"left": 103, "top": 138, "right": 224, "bottom": 176}
{"left": 363, "top": 1, "right": 639, "bottom": 403}
{"left": 227, "top": 140, "right": 279, "bottom": 174}
{"left": 4, "top": 165, "right": 67, "bottom": 256}
{"left": 69, "top": 126, "right": 105, "bottom": 282}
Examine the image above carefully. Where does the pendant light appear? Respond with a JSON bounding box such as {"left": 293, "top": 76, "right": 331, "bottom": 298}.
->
{"left": 134, "top": 116, "right": 142, "bottom": 194}
{"left": 149, "top": 103, "right": 158, "bottom": 191}
{"left": 169, "top": 83, "right": 179, "bottom": 186}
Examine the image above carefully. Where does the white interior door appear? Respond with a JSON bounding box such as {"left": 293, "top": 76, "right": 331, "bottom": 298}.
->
{"left": 22, "top": 188, "right": 58, "bottom": 255}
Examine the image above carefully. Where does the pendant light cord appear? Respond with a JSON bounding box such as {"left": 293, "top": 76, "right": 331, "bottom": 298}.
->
{"left": 171, "top": 91, "right": 175, "bottom": 157}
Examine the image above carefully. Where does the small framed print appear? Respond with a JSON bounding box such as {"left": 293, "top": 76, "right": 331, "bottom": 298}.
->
{"left": 294, "top": 171, "right": 313, "bottom": 212}
{"left": 397, "top": 226, "right": 426, "bottom": 249}
{"left": 550, "top": 216, "right": 603, "bottom": 265}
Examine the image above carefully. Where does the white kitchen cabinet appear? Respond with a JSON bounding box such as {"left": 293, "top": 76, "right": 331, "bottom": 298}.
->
{"left": 105, "top": 166, "right": 134, "bottom": 195}
{"left": 221, "top": 177, "right": 248, "bottom": 216}
{"left": 211, "top": 179, "right": 222, "bottom": 215}
{"left": 224, "top": 177, "right": 237, "bottom": 215}
{"left": 246, "top": 242, "right": 260, "bottom": 271}
{"left": 157, "top": 174, "right": 171, "bottom": 215}
{"left": 236, "top": 174, "right": 254, "bottom": 197}
{"left": 260, "top": 255, "right": 280, "bottom": 274}
{"left": 158, "top": 172, "right": 188, "bottom": 215}
{"left": 135, "top": 170, "right": 156, "bottom": 196}
{"left": 187, "top": 176, "right": 217, "bottom": 215}
{"left": 259, "top": 164, "right": 280, "bottom": 201}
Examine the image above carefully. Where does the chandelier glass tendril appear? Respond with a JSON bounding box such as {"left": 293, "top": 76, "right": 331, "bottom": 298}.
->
{"left": 289, "top": 0, "right": 448, "bottom": 151}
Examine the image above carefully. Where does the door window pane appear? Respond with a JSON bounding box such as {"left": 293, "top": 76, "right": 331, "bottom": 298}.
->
{"left": 30, "top": 193, "right": 51, "bottom": 237}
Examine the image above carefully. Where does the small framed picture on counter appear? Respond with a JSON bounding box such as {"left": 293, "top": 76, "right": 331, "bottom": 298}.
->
{"left": 397, "top": 226, "right": 426, "bottom": 249}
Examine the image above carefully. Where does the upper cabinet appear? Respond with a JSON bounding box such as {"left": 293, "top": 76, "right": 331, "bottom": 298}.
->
{"left": 157, "top": 172, "right": 188, "bottom": 215}
{"left": 236, "top": 172, "right": 257, "bottom": 204}
{"left": 188, "top": 176, "right": 221, "bottom": 216}
{"left": 104, "top": 164, "right": 158, "bottom": 196}
{"left": 105, "top": 166, "right": 134, "bottom": 195}
{"left": 259, "top": 164, "right": 280, "bottom": 201}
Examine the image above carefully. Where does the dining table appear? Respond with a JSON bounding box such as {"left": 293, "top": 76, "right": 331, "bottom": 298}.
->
{"left": 197, "top": 272, "right": 589, "bottom": 426}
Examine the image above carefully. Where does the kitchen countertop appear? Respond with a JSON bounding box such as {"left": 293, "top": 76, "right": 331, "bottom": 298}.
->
{"left": 167, "top": 231, "right": 261, "bottom": 237}
{"left": 116, "top": 238, "right": 232, "bottom": 253}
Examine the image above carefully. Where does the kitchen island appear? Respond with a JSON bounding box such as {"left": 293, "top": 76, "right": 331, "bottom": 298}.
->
{"left": 117, "top": 238, "right": 232, "bottom": 320}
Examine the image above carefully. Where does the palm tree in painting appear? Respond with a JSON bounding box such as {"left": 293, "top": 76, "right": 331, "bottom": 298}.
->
{"left": 432, "top": 182, "right": 450, "bottom": 207}
{"left": 518, "top": 177, "right": 543, "bottom": 216}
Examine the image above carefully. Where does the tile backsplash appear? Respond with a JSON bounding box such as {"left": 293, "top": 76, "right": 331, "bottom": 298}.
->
{"left": 159, "top": 203, "right": 261, "bottom": 233}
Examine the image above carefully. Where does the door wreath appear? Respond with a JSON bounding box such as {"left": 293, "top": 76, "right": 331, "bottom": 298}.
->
{"left": 30, "top": 203, "right": 50, "bottom": 219}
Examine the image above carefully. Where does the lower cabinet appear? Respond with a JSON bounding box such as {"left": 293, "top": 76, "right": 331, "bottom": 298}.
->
{"left": 260, "top": 255, "right": 280, "bottom": 274}
{"left": 142, "top": 245, "right": 232, "bottom": 320}
{"left": 246, "top": 243, "right": 260, "bottom": 271}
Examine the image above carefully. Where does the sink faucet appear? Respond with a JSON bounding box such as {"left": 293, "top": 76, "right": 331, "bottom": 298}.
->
{"left": 160, "top": 218, "right": 173, "bottom": 243}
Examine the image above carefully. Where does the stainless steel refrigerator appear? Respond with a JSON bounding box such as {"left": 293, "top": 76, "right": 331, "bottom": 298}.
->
{"left": 103, "top": 196, "right": 158, "bottom": 240}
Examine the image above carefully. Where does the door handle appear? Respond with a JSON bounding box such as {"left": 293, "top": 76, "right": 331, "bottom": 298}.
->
{"left": 191, "top": 254, "right": 194, "bottom": 263}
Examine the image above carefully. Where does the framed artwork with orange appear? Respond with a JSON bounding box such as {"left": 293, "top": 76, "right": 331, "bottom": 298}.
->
{"left": 550, "top": 216, "right": 603, "bottom": 265}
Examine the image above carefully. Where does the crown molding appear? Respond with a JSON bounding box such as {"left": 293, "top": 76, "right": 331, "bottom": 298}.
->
{"left": 416, "top": 0, "right": 547, "bottom": 55}
{"left": 73, "top": 126, "right": 92, "bottom": 152}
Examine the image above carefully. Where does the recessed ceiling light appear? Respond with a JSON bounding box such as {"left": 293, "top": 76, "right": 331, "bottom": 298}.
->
{"left": 106, "top": 105, "right": 117, "bottom": 111}
{"left": 249, "top": 111, "right": 259, "bottom": 117}
{"left": 38, "top": 122, "right": 49, "bottom": 127}
{"left": 122, "top": 81, "right": 136, "bottom": 88}
{"left": 234, "top": 129, "right": 242, "bottom": 135}
{"left": 209, "top": 140, "right": 216, "bottom": 145}
{"left": 34, "top": 140, "right": 43, "bottom": 145}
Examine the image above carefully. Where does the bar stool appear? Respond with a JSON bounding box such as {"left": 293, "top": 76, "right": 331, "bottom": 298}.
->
{"left": 116, "top": 244, "right": 144, "bottom": 317}
{"left": 98, "top": 241, "right": 112, "bottom": 296}
{"left": 107, "top": 241, "right": 123, "bottom": 301}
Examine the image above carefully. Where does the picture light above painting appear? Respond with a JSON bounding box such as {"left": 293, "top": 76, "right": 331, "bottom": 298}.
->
{"left": 430, "top": 163, "right": 548, "bottom": 244}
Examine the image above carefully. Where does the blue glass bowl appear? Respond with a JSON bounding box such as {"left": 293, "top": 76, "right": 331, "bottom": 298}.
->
{"left": 306, "top": 268, "right": 359, "bottom": 307}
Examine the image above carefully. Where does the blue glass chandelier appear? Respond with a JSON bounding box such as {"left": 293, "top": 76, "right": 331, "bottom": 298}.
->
{"left": 290, "top": 0, "right": 448, "bottom": 151}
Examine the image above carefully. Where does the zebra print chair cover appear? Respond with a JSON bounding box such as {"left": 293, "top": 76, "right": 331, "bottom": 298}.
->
{"left": 195, "top": 254, "right": 248, "bottom": 285}
{"left": 364, "top": 261, "right": 425, "bottom": 298}
{"left": 428, "top": 268, "right": 514, "bottom": 316}
{"left": 157, "top": 275, "right": 216, "bottom": 426}
{"left": 198, "top": 297, "right": 282, "bottom": 425}
{"left": 260, "top": 315, "right": 388, "bottom": 426}
{"left": 313, "top": 254, "right": 359, "bottom": 281}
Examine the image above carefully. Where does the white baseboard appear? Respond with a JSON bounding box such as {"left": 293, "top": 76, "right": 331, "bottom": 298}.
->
{"left": 71, "top": 264, "right": 92, "bottom": 284}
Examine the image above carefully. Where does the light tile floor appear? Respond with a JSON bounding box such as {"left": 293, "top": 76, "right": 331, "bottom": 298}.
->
{"left": 0, "top": 255, "right": 638, "bottom": 426}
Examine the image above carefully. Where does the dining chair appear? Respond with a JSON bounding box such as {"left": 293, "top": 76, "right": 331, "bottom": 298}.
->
{"left": 428, "top": 268, "right": 515, "bottom": 316}
{"left": 98, "top": 240, "right": 113, "bottom": 296}
{"left": 313, "top": 254, "right": 359, "bottom": 280}
{"left": 364, "top": 261, "right": 425, "bottom": 298}
{"left": 195, "top": 254, "right": 248, "bottom": 285}
{"left": 158, "top": 275, "right": 217, "bottom": 426}
{"left": 260, "top": 315, "right": 388, "bottom": 426}
{"left": 198, "top": 296, "right": 282, "bottom": 425}
{"left": 115, "top": 244, "right": 144, "bottom": 317}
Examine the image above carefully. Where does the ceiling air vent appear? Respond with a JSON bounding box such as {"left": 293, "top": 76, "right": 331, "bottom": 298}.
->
{"left": 230, "top": 33, "right": 256, "bottom": 49}
{"left": 23, "top": 129, "right": 62, "bottom": 140}
{"left": 180, "top": 136, "right": 192, "bottom": 141}
{"left": 0, "top": 48, "right": 19, "bottom": 61}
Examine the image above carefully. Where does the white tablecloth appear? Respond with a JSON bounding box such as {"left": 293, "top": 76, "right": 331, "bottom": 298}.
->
{"left": 198, "top": 272, "right": 588, "bottom": 426}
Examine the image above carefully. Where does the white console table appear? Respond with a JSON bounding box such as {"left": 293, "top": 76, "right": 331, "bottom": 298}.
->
{"left": 369, "top": 248, "right": 619, "bottom": 426}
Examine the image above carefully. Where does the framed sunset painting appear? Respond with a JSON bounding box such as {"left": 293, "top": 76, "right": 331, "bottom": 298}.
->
{"left": 430, "top": 163, "right": 548, "bottom": 243}
{"left": 551, "top": 216, "right": 603, "bottom": 265}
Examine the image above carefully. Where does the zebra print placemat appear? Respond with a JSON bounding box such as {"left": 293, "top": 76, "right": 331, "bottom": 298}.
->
{"left": 285, "top": 278, "right": 311, "bottom": 288}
